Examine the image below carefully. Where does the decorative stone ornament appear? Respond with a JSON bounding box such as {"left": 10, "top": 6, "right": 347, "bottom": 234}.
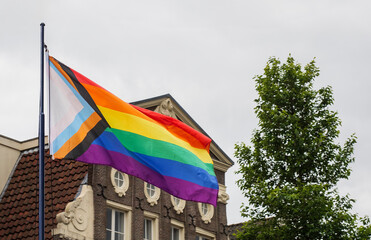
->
{"left": 170, "top": 195, "right": 186, "bottom": 214}
{"left": 110, "top": 168, "right": 129, "bottom": 197}
{"left": 144, "top": 182, "right": 161, "bottom": 206}
{"left": 52, "top": 185, "right": 94, "bottom": 240}
{"left": 198, "top": 203, "right": 214, "bottom": 224}
{"left": 154, "top": 98, "right": 178, "bottom": 119}
{"left": 217, "top": 184, "right": 230, "bottom": 204}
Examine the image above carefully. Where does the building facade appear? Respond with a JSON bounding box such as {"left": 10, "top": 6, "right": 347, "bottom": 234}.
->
{"left": 0, "top": 94, "right": 233, "bottom": 240}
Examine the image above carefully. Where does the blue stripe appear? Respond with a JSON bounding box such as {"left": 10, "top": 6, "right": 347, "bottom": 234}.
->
{"left": 92, "top": 130, "right": 219, "bottom": 189}
{"left": 50, "top": 62, "right": 95, "bottom": 153}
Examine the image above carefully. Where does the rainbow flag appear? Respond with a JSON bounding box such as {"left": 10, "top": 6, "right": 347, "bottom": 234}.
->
{"left": 48, "top": 56, "right": 219, "bottom": 206}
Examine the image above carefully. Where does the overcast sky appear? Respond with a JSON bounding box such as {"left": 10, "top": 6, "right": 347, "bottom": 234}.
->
{"left": 1, "top": 0, "right": 370, "bottom": 224}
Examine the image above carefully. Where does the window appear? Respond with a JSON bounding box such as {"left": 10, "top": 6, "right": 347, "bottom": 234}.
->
{"left": 106, "top": 208, "right": 125, "bottom": 240}
{"left": 173, "top": 196, "right": 180, "bottom": 206}
{"left": 114, "top": 171, "right": 124, "bottom": 187}
{"left": 196, "top": 236, "right": 210, "bottom": 240}
{"left": 170, "top": 195, "right": 186, "bottom": 214}
{"left": 195, "top": 227, "right": 215, "bottom": 240}
{"left": 171, "top": 227, "right": 180, "bottom": 240}
{"left": 144, "top": 182, "right": 161, "bottom": 206}
{"left": 143, "top": 211, "right": 159, "bottom": 240}
{"left": 146, "top": 183, "right": 156, "bottom": 197}
{"left": 170, "top": 219, "right": 185, "bottom": 240}
{"left": 106, "top": 200, "right": 132, "bottom": 240}
{"left": 110, "top": 168, "right": 129, "bottom": 197}
{"left": 144, "top": 218, "right": 153, "bottom": 240}
{"left": 201, "top": 203, "right": 208, "bottom": 215}
{"left": 198, "top": 203, "right": 214, "bottom": 224}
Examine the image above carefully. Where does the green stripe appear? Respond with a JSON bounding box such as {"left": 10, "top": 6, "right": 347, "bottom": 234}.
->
{"left": 108, "top": 128, "right": 216, "bottom": 176}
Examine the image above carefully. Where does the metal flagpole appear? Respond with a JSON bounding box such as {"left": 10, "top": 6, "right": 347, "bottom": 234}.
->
{"left": 39, "top": 22, "right": 45, "bottom": 240}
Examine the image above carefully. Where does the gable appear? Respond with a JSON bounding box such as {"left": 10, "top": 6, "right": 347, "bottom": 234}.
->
{"left": 131, "top": 94, "right": 234, "bottom": 172}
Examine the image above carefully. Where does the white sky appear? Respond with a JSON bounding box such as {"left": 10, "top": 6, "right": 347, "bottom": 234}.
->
{"left": 1, "top": 0, "right": 370, "bottom": 224}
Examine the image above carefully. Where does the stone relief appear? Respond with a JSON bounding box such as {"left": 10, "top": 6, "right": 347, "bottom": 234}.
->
{"left": 218, "top": 184, "right": 230, "bottom": 204}
{"left": 154, "top": 98, "right": 178, "bottom": 119}
{"left": 52, "top": 185, "right": 94, "bottom": 240}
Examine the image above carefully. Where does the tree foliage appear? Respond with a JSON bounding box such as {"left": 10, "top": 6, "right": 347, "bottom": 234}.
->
{"left": 235, "top": 56, "right": 371, "bottom": 239}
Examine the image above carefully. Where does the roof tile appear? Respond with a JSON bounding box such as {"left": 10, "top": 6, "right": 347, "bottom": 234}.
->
{"left": 0, "top": 150, "right": 88, "bottom": 239}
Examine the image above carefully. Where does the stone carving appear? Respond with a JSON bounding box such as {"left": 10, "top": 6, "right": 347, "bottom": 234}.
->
{"left": 154, "top": 98, "right": 178, "bottom": 119}
{"left": 163, "top": 205, "right": 172, "bottom": 219}
{"left": 188, "top": 214, "right": 197, "bottom": 228}
{"left": 218, "top": 184, "right": 230, "bottom": 204}
{"left": 52, "top": 185, "right": 94, "bottom": 240}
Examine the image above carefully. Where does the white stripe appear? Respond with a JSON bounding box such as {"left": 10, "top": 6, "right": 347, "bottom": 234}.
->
{"left": 49, "top": 65, "right": 83, "bottom": 153}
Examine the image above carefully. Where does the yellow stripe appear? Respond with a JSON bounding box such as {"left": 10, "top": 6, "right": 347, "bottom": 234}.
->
{"left": 99, "top": 106, "right": 213, "bottom": 164}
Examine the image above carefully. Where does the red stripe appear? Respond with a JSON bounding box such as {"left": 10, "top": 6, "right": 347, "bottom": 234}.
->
{"left": 133, "top": 105, "right": 211, "bottom": 151}
{"left": 56, "top": 58, "right": 211, "bottom": 151}
{"left": 71, "top": 68, "right": 106, "bottom": 90}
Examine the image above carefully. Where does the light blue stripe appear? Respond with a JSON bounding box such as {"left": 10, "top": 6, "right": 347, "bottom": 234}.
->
{"left": 52, "top": 107, "right": 95, "bottom": 152}
{"left": 50, "top": 61, "right": 95, "bottom": 153}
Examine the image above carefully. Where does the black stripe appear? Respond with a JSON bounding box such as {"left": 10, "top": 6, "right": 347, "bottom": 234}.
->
{"left": 53, "top": 58, "right": 110, "bottom": 128}
{"left": 65, "top": 119, "right": 108, "bottom": 159}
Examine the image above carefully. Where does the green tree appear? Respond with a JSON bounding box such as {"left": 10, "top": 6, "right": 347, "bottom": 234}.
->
{"left": 235, "top": 56, "right": 371, "bottom": 239}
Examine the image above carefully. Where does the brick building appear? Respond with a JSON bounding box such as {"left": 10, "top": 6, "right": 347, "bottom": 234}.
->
{"left": 0, "top": 94, "right": 234, "bottom": 240}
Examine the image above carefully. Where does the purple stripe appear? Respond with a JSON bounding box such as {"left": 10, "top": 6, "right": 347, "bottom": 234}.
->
{"left": 77, "top": 144, "right": 218, "bottom": 206}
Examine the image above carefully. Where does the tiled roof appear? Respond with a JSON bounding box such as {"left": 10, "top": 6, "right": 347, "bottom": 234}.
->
{"left": 227, "top": 222, "right": 245, "bottom": 240}
{"left": 0, "top": 149, "right": 88, "bottom": 240}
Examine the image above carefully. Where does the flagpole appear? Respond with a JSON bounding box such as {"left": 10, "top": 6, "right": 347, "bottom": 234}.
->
{"left": 39, "top": 22, "right": 45, "bottom": 240}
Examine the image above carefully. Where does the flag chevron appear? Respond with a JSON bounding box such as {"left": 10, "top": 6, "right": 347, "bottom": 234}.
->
{"left": 49, "top": 56, "right": 219, "bottom": 206}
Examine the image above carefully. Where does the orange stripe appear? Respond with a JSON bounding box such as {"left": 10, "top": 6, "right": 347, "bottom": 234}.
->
{"left": 49, "top": 57, "right": 78, "bottom": 92}
{"left": 81, "top": 83, "right": 158, "bottom": 124}
{"left": 82, "top": 83, "right": 209, "bottom": 149}
{"left": 54, "top": 112, "right": 102, "bottom": 158}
